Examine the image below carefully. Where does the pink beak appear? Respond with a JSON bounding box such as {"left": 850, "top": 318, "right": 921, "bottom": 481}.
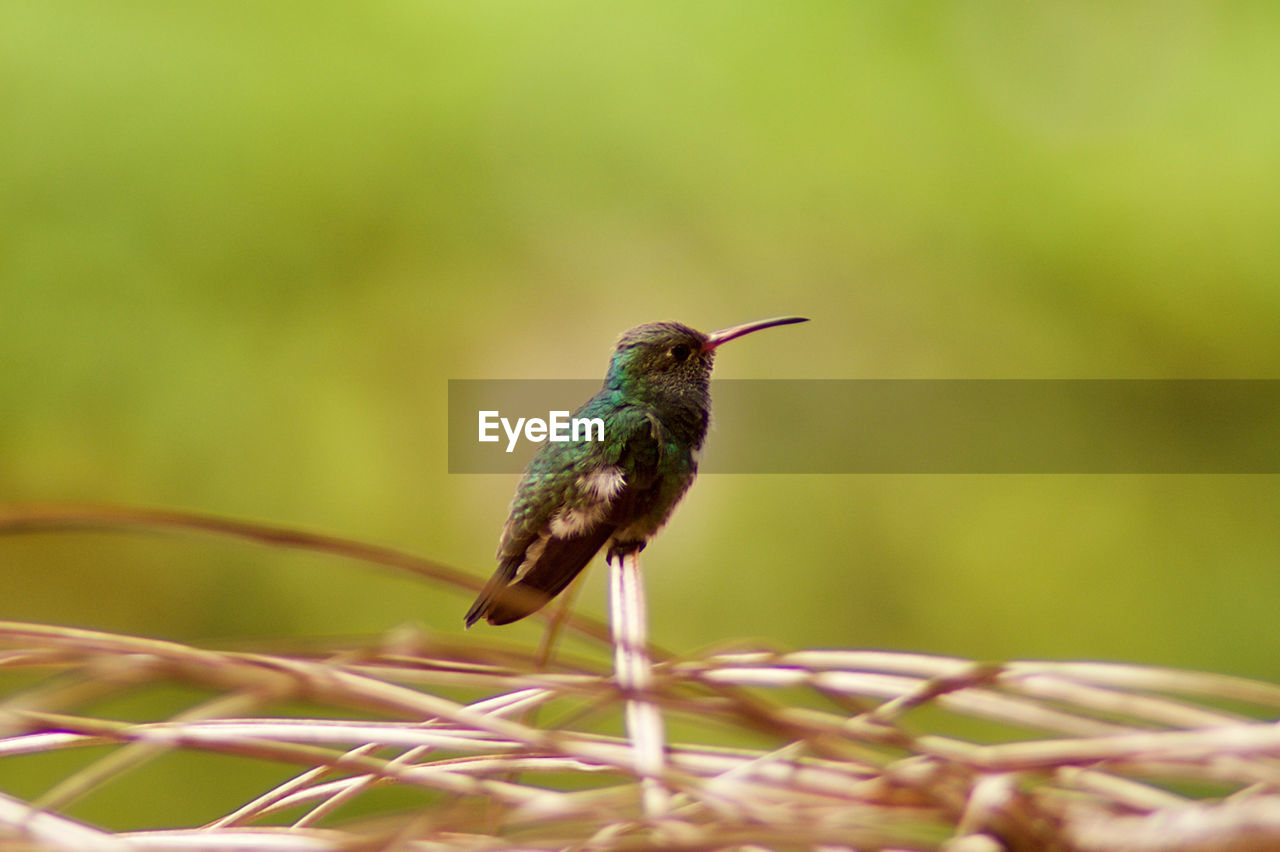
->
{"left": 702, "top": 316, "right": 809, "bottom": 352}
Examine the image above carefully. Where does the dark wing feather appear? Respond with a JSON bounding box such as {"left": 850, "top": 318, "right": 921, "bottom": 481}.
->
{"left": 474, "top": 522, "right": 615, "bottom": 625}
{"left": 464, "top": 401, "right": 662, "bottom": 627}
{"left": 463, "top": 558, "right": 519, "bottom": 628}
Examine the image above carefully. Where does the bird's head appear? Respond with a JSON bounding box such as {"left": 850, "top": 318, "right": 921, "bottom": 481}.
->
{"left": 603, "top": 316, "right": 808, "bottom": 406}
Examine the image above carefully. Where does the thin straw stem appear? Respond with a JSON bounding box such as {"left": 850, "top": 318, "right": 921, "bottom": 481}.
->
{"left": 609, "top": 550, "right": 669, "bottom": 818}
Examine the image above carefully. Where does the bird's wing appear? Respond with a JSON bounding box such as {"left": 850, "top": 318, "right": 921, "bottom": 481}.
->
{"left": 474, "top": 518, "right": 615, "bottom": 626}
{"left": 464, "top": 407, "right": 661, "bottom": 627}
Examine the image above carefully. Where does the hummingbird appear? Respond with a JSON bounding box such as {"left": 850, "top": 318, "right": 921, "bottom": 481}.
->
{"left": 464, "top": 316, "right": 808, "bottom": 627}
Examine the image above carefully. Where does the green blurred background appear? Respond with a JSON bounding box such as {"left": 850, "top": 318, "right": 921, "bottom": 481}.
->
{"left": 3, "top": 2, "right": 1279, "bottom": 679}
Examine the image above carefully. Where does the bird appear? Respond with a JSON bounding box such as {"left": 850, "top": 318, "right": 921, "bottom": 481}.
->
{"left": 464, "top": 316, "right": 808, "bottom": 627}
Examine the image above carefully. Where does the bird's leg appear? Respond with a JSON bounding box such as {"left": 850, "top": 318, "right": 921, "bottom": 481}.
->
{"left": 609, "top": 549, "right": 669, "bottom": 819}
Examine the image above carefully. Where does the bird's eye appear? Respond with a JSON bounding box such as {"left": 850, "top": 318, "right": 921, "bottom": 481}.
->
{"left": 670, "top": 343, "right": 692, "bottom": 362}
